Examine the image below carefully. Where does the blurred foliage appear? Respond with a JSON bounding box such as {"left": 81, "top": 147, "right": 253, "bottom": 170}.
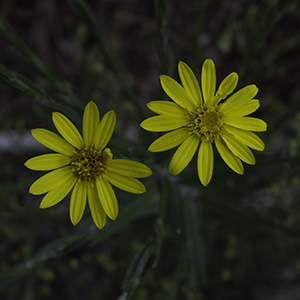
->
{"left": 1, "top": 0, "right": 300, "bottom": 299}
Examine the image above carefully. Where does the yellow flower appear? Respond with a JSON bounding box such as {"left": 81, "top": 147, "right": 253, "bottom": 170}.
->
{"left": 25, "top": 101, "right": 152, "bottom": 229}
{"left": 140, "top": 59, "right": 267, "bottom": 186}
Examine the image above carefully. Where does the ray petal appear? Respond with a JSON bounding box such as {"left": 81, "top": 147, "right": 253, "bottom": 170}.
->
{"left": 225, "top": 126, "right": 265, "bottom": 151}
{"left": 178, "top": 61, "right": 202, "bottom": 106}
{"left": 69, "top": 179, "right": 87, "bottom": 226}
{"left": 87, "top": 182, "right": 107, "bottom": 229}
{"left": 221, "top": 84, "right": 258, "bottom": 113}
{"left": 103, "top": 172, "right": 146, "bottom": 194}
{"left": 211, "top": 72, "right": 238, "bottom": 105}
{"left": 83, "top": 101, "right": 100, "bottom": 147}
{"left": 29, "top": 166, "right": 74, "bottom": 195}
{"left": 221, "top": 133, "right": 255, "bottom": 165}
{"left": 223, "top": 100, "right": 260, "bottom": 117}
{"left": 215, "top": 139, "right": 244, "bottom": 174}
{"left": 201, "top": 59, "right": 216, "bottom": 103}
{"left": 160, "top": 75, "right": 196, "bottom": 111}
{"left": 148, "top": 128, "right": 190, "bottom": 152}
{"left": 106, "top": 159, "right": 152, "bottom": 178}
{"left": 140, "top": 115, "right": 188, "bottom": 132}
{"left": 96, "top": 177, "right": 118, "bottom": 220}
{"left": 147, "top": 101, "right": 190, "bottom": 116}
{"left": 32, "top": 128, "right": 76, "bottom": 156}
{"left": 39, "top": 176, "right": 77, "bottom": 208}
{"left": 52, "top": 112, "right": 84, "bottom": 149}
{"left": 25, "top": 153, "right": 71, "bottom": 171}
{"left": 169, "top": 134, "right": 200, "bottom": 175}
{"left": 197, "top": 141, "right": 214, "bottom": 186}
{"left": 94, "top": 110, "right": 116, "bottom": 151}
{"left": 223, "top": 116, "right": 267, "bottom": 132}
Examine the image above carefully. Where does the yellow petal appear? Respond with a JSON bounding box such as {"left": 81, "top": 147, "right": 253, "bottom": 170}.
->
{"left": 25, "top": 153, "right": 71, "bottom": 171}
{"left": 29, "top": 166, "right": 74, "bottom": 195}
{"left": 211, "top": 72, "right": 238, "bottom": 105}
{"left": 105, "top": 159, "right": 152, "bottom": 178}
{"left": 160, "top": 75, "right": 196, "bottom": 111}
{"left": 140, "top": 115, "right": 188, "bottom": 132}
{"left": 94, "top": 110, "right": 116, "bottom": 151}
{"left": 39, "top": 176, "right": 77, "bottom": 208}
{"left": 225, "top": 126, "right": 265, "bottom": 151}
{"left": 224, "top": 100, "right": 260, "bottom": 117}
{"left": 147, "top": 101, "right": 189, "bottom": 116}
{"left": 96, "top": 177, "right": 118, "bottom": 220}
{"left": 103, "top": 172, "right": 146, "bottom": 194}
{"left": 83, "top": 101, "right": 100, "bottom": 147}
{"left": 201, "top": 59, "right": 216, "bottom": 103}
{"left": 178, "top": 61, "right": 202, "bottom": 106}
{"left": 32, "top": 128, "right": 76, "bottom": 156}
{"left": 215, "top": 139, "right": 244, "bottom": 174}
{"left": 221, "top": 85, "right": 258, "bottom": 114}
{"left": 87, "top": 183, "right": 107, "bottom": 229}
{"left": 221, "top": 133, "right": 255, "bottom": 165}
{"left": 169, "top": 134, "right": 200, "bottom": 176}
{"left": 197, "top": 141, "right": 214, "bottom": 186}
{"left": 148, "top": 128, "right": 190, "bottom": 152}
{"left": 224, "top": 116, "right": 267, "bottom": 132}
{"left": 52, "top": 112, "right": 84, "bottom": 149}
{"left": 70, "top": 180, "right": 87, "bottom": 226}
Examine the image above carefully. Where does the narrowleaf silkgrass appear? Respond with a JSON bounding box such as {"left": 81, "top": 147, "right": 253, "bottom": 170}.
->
{"left": 1, "top": 0, "right": 300, "bottom": 299}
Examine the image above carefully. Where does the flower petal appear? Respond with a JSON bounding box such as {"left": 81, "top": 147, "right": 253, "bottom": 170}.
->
{"left": 160, "top": 75, "right": 196, "bottom": 111}
{"left": 215, "top": 139, "right": 244, "bottom": 174}
{"left": 147, "top": 101, "right": 189, "bottom": 116}
{"left": 224, "top": 116, "right": 267, "bottom": 132}
{"left": 201, "top": 59, "right": 216, "bottom": 103}
{"left": 29, "top": 166, "right": 74, "bottom": 195}
{"left": 39, "top": 176, "right": 77, "bottom": 208}
{"left": 70, "top": 179, "right": 87, "bottom": 226}
{"left": 106, "top": 159, "right": 152, "bottom": 178}
{"left": 52, "top": 112, "right": 84, "bottom": 149}
{"left": 178, "top": 61, "right": 202, "bottom": 107}
{"left": 221, "top": 133, "right": 255, "bottom": 165}
{"left": 103, "top": 172, "right": 146, "bottom": 194}
{"left": 211, "top": 72, "right": 238, "bottom": 105}
{"left": 148, "top": 128, "right": 190, "bottom": 152}
{"left": 226, "top": 126, "right": 265, "bottom": 151}
{"left": 221, "top": 85, "right": 258, "bottom": 114}
{"left": 197, "top": 141, "right": 214, "bottom": 186}
{"left": 169, "top": 134, "right": 200, "bottom": 176}
{"left": 87, "top": 182, "right": 106, "bottom": 229}
{"left": 94, "top": 110, "right": 116, "bottom": 151}
{"left": 96, "top": 177, "right": 118, "bottom": 220}
{"left": 224, "top": 100, "right": 260, "bottom": 117}
{"left": 140, "top": 115, "right": 188, "bottom": 132}
{"left": 25, "top": 153, "right": 71, "bottom": 171}
{"left": 83, "top": 101, "right": 100, "bottom": 147}
{"left": 32, "top": 128, "right": 76, "bottom": 156}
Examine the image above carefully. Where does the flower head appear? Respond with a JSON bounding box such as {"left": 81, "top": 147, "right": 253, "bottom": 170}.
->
{"left": 25, "top": 101, "right": 152, "bottom": 229}
{"left": 140, "top": 59, "right": 267, "bottom": 186}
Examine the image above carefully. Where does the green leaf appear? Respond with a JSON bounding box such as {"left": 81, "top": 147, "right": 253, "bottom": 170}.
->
{"left": 183, "top": 196, "right": 207, "bottom": 287}
{"left": 0, "top": 64, "right": 80, "bottom": 124}
{"left": 118, "top": 238, "right": 154, "bottom": 300}
{"left": 0, "top": 15, "right": 83, "bottom": 110}
{"left": 67, "top": 0, "right": 145, "bottom": 119}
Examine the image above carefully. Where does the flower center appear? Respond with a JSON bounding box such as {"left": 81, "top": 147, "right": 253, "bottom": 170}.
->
{"left": 188, "top": 105, "right": 223, "bottom": 141}
{"left": 71, "top": 147, "right": 112, "bottom": 181}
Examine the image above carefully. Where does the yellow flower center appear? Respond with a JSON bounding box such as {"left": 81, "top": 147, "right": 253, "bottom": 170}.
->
{"left": 71, "top": 147, "right": 112, "bottom": 180}
{"left": 189, "top": 105, "right": 223, "bottom": 142}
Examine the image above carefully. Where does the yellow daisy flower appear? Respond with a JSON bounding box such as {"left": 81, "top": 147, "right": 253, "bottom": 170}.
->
{"left": 140, "top": 59, "right": 267, "bottom": 186}
{"left": 25, "top": 101, "right": 152, "bottom": 229}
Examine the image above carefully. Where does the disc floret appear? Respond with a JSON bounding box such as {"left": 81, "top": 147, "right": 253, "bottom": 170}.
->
{"left": 189, "top": 105, "right": 223, "bottom": 142}
{"left": 71, "top": 147, "right": 112, "bottom": 181}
